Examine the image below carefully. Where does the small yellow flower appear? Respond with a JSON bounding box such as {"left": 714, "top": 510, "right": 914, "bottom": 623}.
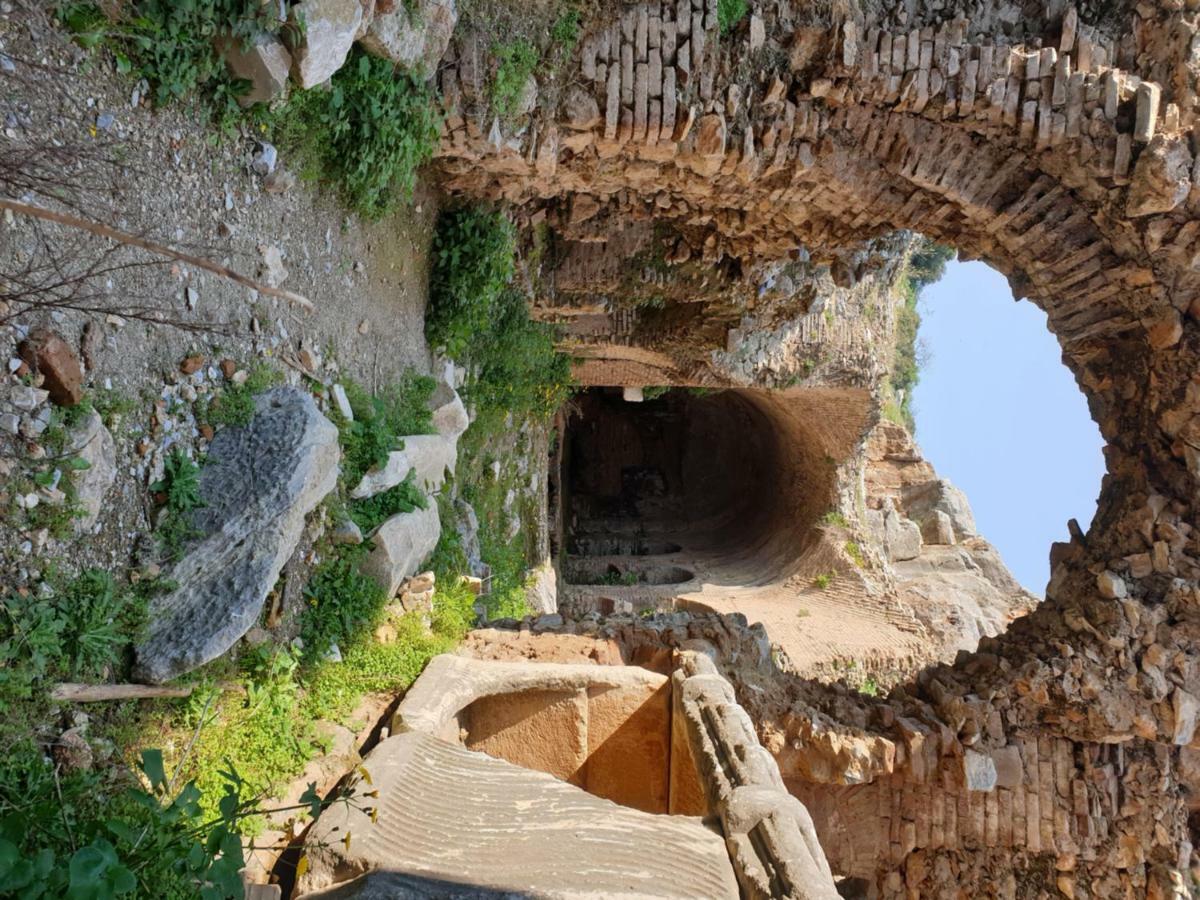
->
{"left": 357, "top": 766, "right": 373, "bottom": 786}
{"left": 296, "top": 855, "right": 309, "bottom": 879}
{"left": 342, "top": 832, "right": 353, "bottom": 851}
{"left": 369, "top": 806, "right": 379, "bottom": 824}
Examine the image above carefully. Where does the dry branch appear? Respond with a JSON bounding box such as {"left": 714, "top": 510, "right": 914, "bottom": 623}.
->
{"left": 0, "top": 198, "right": 314, "bottom": 311}
{"left": 51, "top": 682, "right": 195, "bottom": 702}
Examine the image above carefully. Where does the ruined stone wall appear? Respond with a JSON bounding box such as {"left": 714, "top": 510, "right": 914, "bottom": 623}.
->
{"left": 431, "top": 0, "right": 1200, "bottom": 892}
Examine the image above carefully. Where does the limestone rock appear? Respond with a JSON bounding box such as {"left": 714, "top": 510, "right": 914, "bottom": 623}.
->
{"left": 67, "top": 410, "right": 116, "bottom": 532}
{"left": 454, "top": 498, "right": 487, "bottom": 577}
{"left": 350, "top": 434, "right": 456, "bottom": 498}
{"left": 1126, "top": 136, "right": 1192, "bottom": 218}
{"left": 963, "top": 749, "right": 997, "bottom": 791}
{"left": 220, "top": 32, "right": 291, "bottom": 106}
{"left": 430, "top": 381, "right": 469, "bottom": 440}
{"left": 135, "top": 388, "right": 339, "bottom": 683}
{"left": 883, "top": 499, "right": 922, "bottom": 562}
{"left": 902, "top": 478, "right": 977, "bottom": 540}
{"left": 290, "top": 0, "right": 363, "bottom": 88}
{"left": 18, "top": 329, "right": 84, "bottom": 407}
{"left": 525, "top": 558, "right": 558, "bottom": 615}
{"left": 362, "top": 504, "right": 441, "bottom": 597}
{"left": 563, "top": 85, "right": 601, "bottom": 131}
{"left": 358, "top": 0, "right": 456, "bottom": 75}
{"left": 920, "top": 508, "right": 955, "bottom": 545}
{"left": 294, "top": 730, "right": 739, "bottom": 898}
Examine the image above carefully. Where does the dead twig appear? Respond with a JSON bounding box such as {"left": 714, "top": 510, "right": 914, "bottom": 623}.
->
{"left": 1, "top": 198, "right": 314, "bottom": 311}
{"left": 50, "top": 682, "right": 196, "bottom": 702}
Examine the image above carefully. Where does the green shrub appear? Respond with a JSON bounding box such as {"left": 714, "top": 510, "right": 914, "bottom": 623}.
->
{"left": 60, "top": 0, "right": 282, "bottom": 129}
{"left": 203, "top": 361, "right": 281, "bottom": 429}
{"left": 278, "top": 49, "right": 442, "bottom": 218}
{"left": 335, "top": 374, "right": 436, "bottom": 486}
{"left": 489, "top": 40, "right": 538, "bottom": 119}
{"left": 348, "top": 472, "right": 428, "bottom": 533}
{"left": 427, "top": 206, "right": 517, "bottom": 359}
{"left": 844, "top": 541, "right": 865, "bottom": 568}
{"left": 299, "top": 547, "right": 388, "bottom": 662}
{"left": 717, "top": 0, "right": 748, "bottom": 34}
{"left": 890, "top": 238, "right": 954, "bottom": 433}
{"left": 812, "top": 573, "right": 833, "bottom": 590}
{"left": 467, "top": 287, "right": 573, "bottom": 420}
{"left": 151, "top": 448, "right": 205, "bottom": 561}
{"left": 550, "top": 5, "right": 582, "bottom": 50}
{"left": 821, "top": 511, "right": 849, "bottom": 527}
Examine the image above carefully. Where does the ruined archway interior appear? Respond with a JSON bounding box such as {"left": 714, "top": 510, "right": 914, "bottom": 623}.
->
{"left": 3, "top": 0, "right": 1198, "bottom": 895}
{"left": 557, "top": 386, "right": 834, "bottom": 604}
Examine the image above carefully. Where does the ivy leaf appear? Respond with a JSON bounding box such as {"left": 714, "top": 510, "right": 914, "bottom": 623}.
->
{"left": 138, "top": 748, "right": 167, "bottom": 793}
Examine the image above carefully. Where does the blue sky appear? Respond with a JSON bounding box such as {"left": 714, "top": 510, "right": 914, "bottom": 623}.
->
{"left": 910, "top": 260, "right": 1105, "bottom": 594}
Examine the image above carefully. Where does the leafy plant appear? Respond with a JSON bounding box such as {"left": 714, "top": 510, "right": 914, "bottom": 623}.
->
{"left": 427, "top": 206, "right": 517, "bottom": 359}
{"left": 335, "top": 374, "right": 436, "bottom": 486}
{"left": 844, "top": 541, "right": 865, "bottom": 568}
{"left": 717, "top": 0, "right": 748, "bottom": 35}
{"left": 467, "top": 287, "right": 573, "bottom": 420}
{"left": 348, "top": 473, "right": 428, "bottom": 533}
{"left": 152, "top": 448, "right": 204, "bottom": 561}
{"left": 203, "top": 362, "right": 281, "bottom": 429}
{"left": 550, "top": 5, "right": 582, "bottom": 51}
{"left": 300, "top": 547, "right": 388, "bottom": 662}
{"left": 820, "top": 511, "right": 849, "bottom": 527}
{"left": 60, "top": 0, "right": 282, "bottom": 130}
{"left": 56, "top": 570, "right": 142, "bottom": 679}
{"left": 812, "top": 573, "right": 833, "bottom": 590}
{"left": 489, "top": 40, "right": 538, "bottom": 119}
{"left": 276, "top": 49, "right": 442, "bottom": 218}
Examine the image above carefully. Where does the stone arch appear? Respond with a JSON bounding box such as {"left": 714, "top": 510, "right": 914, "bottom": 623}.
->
{"left": 434, "top": 0, "right": 1200, "bottom": 891}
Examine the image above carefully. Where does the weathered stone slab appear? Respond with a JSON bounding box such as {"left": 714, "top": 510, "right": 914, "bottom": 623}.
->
{"left": 362, "top": 504, "right": 441, "bottom": 597}
{"left": 294, "top": 731, "right": 739, "bottom": 899}
{"left": 359, "top": 0, "right": 456, "bottom": 75}
{"left": 290, "top": 0, "right": 362, "bottom": 88}
{"left": 68, "top": 409, "right": 115, "bottom": 532}
{"left": 135, "top": 388, "right": 339, "bottom": 682}
{"left": 220, "top": 32, "right": 291, "bottom": 106}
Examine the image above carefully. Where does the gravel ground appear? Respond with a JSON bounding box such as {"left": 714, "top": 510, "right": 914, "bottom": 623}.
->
{"left": 0, "top": 4, "right": 440, "bottom": 584}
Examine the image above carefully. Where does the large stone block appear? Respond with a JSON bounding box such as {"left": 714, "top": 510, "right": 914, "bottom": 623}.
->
{"left": 135, "top": 389, "right": 339, "bottom": 682}
{"left": 358, "top": 0, "right": 456, "bottom": 76}
{"left": 362, "top": 503, "right": 441, "bottom": 597}
{"left": 290, "top": 0, "right": 362, "bottom": 88}
{"left": 219, "top": 31, "right": 291, "bottom": 105}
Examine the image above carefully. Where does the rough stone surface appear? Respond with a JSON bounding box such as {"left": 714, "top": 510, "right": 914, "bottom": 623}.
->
{"left": 362, "top": 503, "right": 440, "bottom": 597}
{"left": 67, "top": 409, "right": 115, "bottom": 532}
{"left": 134, "top": 388, "right": 339, "bottom": 682}
{"left": 290, "top": 0, "right": 362, "bottom": 88}
{"left": 358, "top": 0, "right": 456, "bottom": 75}
{"left": 220, "top": 32, "right": 291, "bottom": 106}
{"left": 294, "top": 730, "right": 739, "bottom": 899}
{"left": 524, "top": 558, "right": 558, "bottom": 615}
{"left": 18, "top": 328, "right": 84, "bottom": 406}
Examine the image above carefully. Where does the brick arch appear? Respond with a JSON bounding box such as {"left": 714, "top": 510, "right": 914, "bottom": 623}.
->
{"left": 434, "top": 0, "right": 1200, "bottom": 891}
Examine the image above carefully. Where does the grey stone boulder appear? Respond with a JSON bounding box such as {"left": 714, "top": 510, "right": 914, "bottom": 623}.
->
{"left": 350, "top": 434, "right": 456, "bottom": 498}
{"left": 135, "top": 388, "right": 339, "bottom": 683}
{"left": 291, "top": 0, "right": 363, "bottom": 88}
{"left": 430, "top": 381, "right": 469, "bottom": 440}
{"left": 883, "top": 500, "right": 922, "bottom": 562}
{"left": 362, "top": 504, "right": 441, "bottom": 597}
{"left": 524, "top": 558, "right": 557, "bottom": 615}
{"left": 219, "top": 31, "right": 292, "bottom": 106}
{"left": 358, "top": 0, "right": 456, "bottom": 76}
{"left": 902, "top": 477, "right": 977, "bottom": 540}
{"left": 68, "top": 410, "right": 116, "bottom": 532}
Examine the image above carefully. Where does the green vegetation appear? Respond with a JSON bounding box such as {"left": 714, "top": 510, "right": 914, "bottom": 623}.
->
{"left": 300, "top": 548, "right": 387, "bottom": 664}
{"left": 60, "top": 0, "right": 284, "bottom": 130}
{"left": 820, "top": 511, "right": 849, "bottom": 527}
{"left": 643, "top": 386, "right": 670, "bottom": 401}
{"left": 347, "top": 474, "right": 428, "bottom": 534}
{"left": 887, "top": 237, "right": 955, "bottom": 432}
{"left": 844, "top": 540, "right": 865, "bottom": 568}
{"left": 598, "top": 569, "right": 641, "bottom": 586}
{"left": 335, "top": 373, "right": 436, "bottom": 486}
{"left": 718, "top": 0, "right": 749, "bottom": 35}
{"left": 812, "top": 573, "right": 834, "bottom": 590}
{"left": 277, "top": 49, "right": 442, "bottom": 218}
{"left": 202, "top": 361, "right": 282, "bottom": 429}
{"left": 489, "top": 39, "right": 539, "bottom": 120}
{"left": 427, "top": 206, "right": 572, "bottom": 420}
{"left": 151, "top": 448, "right": 204, "bottom": 562}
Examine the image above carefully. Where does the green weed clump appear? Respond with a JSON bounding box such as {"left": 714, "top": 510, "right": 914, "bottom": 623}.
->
{"left": 60, "top": 0, "right": 283, "bottom": 129}
{"left": 489, "top": 40, "right": 538, "bottom": 119}
{"left": 278, "top": 49, "right": 442, "bottom": 218}
{"left": 427, "top": 207, "right": 572, "bottom": 420}
{"left": 203, "top": 362, "right": 282, "bottom": 429}
{"left": 717, "top": 0, "right": 748, "bottom": 34}
{"left": 812, "top": 573, "right": 833, "bottom": 590}
{"left": 348, "top": 473, "right": 428, "bottom": 534}
{"left": 151, "top": 448, "right": 204, "bottom": 561}
{"left": 299, "top": 548, "right": 388, "bottom": 664}
{"left": 889, "top": 237, "right": 955, "bottom": 432}
{"left": 335, "top": 374, "right": 436, "bottom": 486}
{"left": 426, "top": 206, "right": 517, "bottom": 360}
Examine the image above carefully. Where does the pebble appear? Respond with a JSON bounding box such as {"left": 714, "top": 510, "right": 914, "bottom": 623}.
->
{"left": 11, "top": 385, "right": 49, "bottom": 410}
{"left": 251, "top": 141, "right": 277, "bottom": 176}
{"left": 186, "top": 286, "right": 199, "bottom": 310}
{"left": 96, "top": 111, "right": 115, "bottom": 132}
{"left": 0, "top": 413, "right": 18, "bottom": 434}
